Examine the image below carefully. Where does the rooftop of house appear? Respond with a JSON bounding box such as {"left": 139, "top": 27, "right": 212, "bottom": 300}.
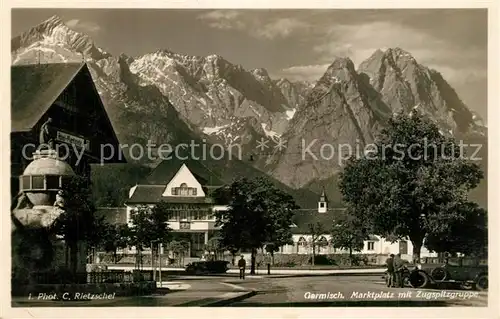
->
{"left": 11, "top": 63, "right": 85, "bottom": 133}
{"left": 290, "top": 207, "right": 345, "bottom": 234}
{"left": 125, "top": 184, "right": 221, "bottom": 205}
{"left": 143, "top": 158, "right": 224, "bottom": 187}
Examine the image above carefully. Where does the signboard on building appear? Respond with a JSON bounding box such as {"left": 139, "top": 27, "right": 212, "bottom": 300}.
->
{"left": 56, "top": 131, "right": 90, "bottom": 151}
{"left": 180, "top": 221, "right": 191, "bottom": 230}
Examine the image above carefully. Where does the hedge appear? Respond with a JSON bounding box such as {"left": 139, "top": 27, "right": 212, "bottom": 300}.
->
{"left": 96, "top": 252, "right": 388, "bottom": 267}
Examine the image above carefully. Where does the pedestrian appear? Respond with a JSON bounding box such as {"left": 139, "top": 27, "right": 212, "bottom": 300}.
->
{"left": 393, "top": 253, "right": 404, "bottom": 288}
{"left": 238, "top": 255, "right": 246, "bottom": 279}
{"left": 385, "top": 254, "right": 395, "bottom": 287}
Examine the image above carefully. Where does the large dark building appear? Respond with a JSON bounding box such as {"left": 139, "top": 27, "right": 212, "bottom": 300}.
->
{"left": 11, "top": 63, "right": 126, "bottom": 198}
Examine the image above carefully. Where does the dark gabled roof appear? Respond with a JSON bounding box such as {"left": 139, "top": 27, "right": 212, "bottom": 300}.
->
{"left": 144, "top": 157, "right": 224, "bottom": 186}
{"left": 291, "top": 208, "right": 346, "bottom": 234}
{"left": 126, "top": 185, "right": 165, "bottom": 204}
{"left": 96, "top": 207, "right": 127, "bottom": 225}
{"left": 11, "top": 63, "right": 85, "bottom": 132}
{"left": 125, "top": 185, "right": 216, "bottom": 204}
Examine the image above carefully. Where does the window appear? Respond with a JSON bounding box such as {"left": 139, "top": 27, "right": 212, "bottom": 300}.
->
{"left": 61, "top": 176, "right": 72, "bottom": 188}
{"left": 298, "top": 237, "right": 307, "bottom": 246}
{"left": 179, "top": 210, "right": 191, "bottom": 221}
{"left": 319, "top": 202, "right": 325, "bottom": 208}
{"left": 20, "top": 176, "right": 31, "bottom": 190}
{"left": 399, "top": 240, "right": 408, "bottom": 255}
{"left": 172, "top": 183, "right": 198, "bottom": 196}
{"left": 318, "top": 236, "right": 328, "bottom": 246}
{"left": 169, "top": 211, "right": 179, "bottom": 221}
{"left": 46, "top": 175, "right": 60, "bottom": 189}
{"left": 31, "top": 176, "right": 45, "bottom": 190}
{"left": 193, "top": 211, "right": 206, "bottom": 220}
{"left": 367, "top": 241, "right": 375, "bottom": 251}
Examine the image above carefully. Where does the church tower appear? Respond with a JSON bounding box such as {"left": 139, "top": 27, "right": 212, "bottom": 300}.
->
{"left": 318, "top": 189, "right": 328, "bottom": 213}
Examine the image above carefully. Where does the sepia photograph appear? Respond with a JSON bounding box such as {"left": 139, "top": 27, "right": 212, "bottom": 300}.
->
{"left": 6, "top": 5, "right": 494, "bottom": 314}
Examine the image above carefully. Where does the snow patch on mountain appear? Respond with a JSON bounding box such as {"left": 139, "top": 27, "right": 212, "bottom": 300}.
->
{"left": 261, "top": 123, "right": 281, "bottom": 139}
{"left": 286, "top": 108, "right": 297, "bottom": 120}
{"left": 203, "top": 124, "right": 231, "bottom": 135}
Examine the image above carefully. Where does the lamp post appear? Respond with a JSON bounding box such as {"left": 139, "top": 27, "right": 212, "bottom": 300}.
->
{"left": 151, "top": 241, "right": 155, "bottom": 281}
{"left": 151, "top": 238, "right": 162, "bottom": 287}
{"left": 158, "top": 242, "right": 162, "bottom": 288}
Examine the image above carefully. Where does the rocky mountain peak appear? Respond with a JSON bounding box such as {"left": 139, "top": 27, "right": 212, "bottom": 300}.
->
{"left": 357, "top": 47, "right": 483, "bottom": 135}
{"left": 41, "top": 15, "right": 65, "bottom": 27}
{"left": 205, "top": 53, "right": 223, "bottom": 61}
{"left": 118, "top": 53, "right": 134, "bottom": 64}
{"left": 317, "top": 57, "right": 357, "bottom": 87}
{"left": 202, "top": 53, "right": 231, "bottom": 72}
{"left": 11, "top": 16, "right": 486, "bottom": 207}
{"left": 275, "top": 78, "right": 291, "bottom": 86}
{"left": 359, "top": 47, "right": 418, "bottom": 75}
{"left": 12, "top": 14, "right": 111, "bottom": 62}
{"left": 251, "top": 67, "right": 270, "bottom": 78}
{"left": 152, "top": 48, "right": 176, "bottom": 57}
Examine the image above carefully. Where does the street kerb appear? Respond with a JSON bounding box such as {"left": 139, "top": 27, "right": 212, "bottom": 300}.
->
{"left": 198, "top": 290, "right": 258, "bottom": 307}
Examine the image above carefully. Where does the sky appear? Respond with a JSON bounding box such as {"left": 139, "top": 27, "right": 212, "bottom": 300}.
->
{"left": 11, "top": 9, "right": 488, "bottom": 120}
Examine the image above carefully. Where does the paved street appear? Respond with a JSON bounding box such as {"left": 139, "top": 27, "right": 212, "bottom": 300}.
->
{"left": 12, "top": 277, "right": 250, "bottom": 307}
{"left": 12, "top": 275, "right": 487, "bottom": 307}
{"left": 227, "top": 275, "right": 488, "bottom": 307}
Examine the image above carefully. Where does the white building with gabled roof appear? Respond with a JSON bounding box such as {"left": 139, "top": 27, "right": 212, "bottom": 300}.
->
{"left": 125, "top": 159, "right": 228, "bottom": 258}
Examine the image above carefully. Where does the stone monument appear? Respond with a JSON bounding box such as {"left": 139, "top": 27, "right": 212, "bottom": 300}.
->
{"left": 11, "top": 146, "right": 87, "bottom": 285}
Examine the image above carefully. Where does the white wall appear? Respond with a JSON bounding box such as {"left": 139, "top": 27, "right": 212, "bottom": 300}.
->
{"left": 163, "top": 164, "right": 205, "bottom": 197}
{"left": 278, "top": 234, "right": 438, "bottom": 259}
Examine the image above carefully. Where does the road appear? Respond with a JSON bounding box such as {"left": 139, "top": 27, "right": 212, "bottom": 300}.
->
{"left": 12, "top": 275, "right": 487, "bottom": 307}
{"left": 227, "top": 275, "right": 488, "bottom": 307}
{"left": 12, "top": 276, "right": 250, "bottom": 307}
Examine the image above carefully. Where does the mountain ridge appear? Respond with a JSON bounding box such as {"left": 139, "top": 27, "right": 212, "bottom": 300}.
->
{"left": 11, "top": 15, "right": 488, "bottom": 208}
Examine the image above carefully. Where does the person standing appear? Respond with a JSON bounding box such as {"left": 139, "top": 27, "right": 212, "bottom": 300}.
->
{"left": 385, "top": 254, "right": 395, "bottom": 287}
{"left": 393, "top": 253, "right": 404, "bottom": 288}
{"left": 238, "top": 255, "right": 246, "bottom": 279}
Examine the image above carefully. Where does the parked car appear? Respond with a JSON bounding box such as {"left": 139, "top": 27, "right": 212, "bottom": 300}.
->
{"left": 185, "top": 261, "right": 230, "bottom": 275}
{"left": 409, "top": 258, "right": 487, "bottom": 291}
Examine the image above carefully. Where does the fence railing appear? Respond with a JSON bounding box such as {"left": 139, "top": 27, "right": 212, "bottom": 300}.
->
{"left": 31, "top": 270, "right": 154, "bottom": 285}
{"left": 421, "top": 257, "right": 488, "bottom": 265}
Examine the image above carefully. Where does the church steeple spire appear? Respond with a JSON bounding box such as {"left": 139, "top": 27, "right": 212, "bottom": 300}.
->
{"left": 318, "top": 188, "right": 328, "bottom": 213}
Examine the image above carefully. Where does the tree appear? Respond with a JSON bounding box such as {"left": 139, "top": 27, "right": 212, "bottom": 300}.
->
{"left": 425, "top": 201, "right": 487, "bottom": 257}
{"left": 167, "top": 240, "right": 190, "bottom": 266}
{"left": 205, "top": 235, "right": 224, "bottom": 261}
{"left": 214, "top": 177, "right": 298, "bottom": 274}
{"left": 100, "top": 223, "right": 130, "bottom": 263}
{"left": 128, "top": 201, "right": 172, "bottom": 270}
{"left": 307, "top": 222, "right": 325, "bottom": 266}
{"left": 85, "top": 215, "right": 108, "bottom": 264}
{"left": 339, "top": 112, "right": 484, "bottom": 262}
{"left": 330, "top": 210, "right": 368, "bottom": 262}
{"left": 264, "top": 224, "right": 294, "bottom": 265}
{"left": 52, "top": 176, "right": 97, "bottom": 276}
{"left": 223, "top": 243, "right": 240, "bottom": 266}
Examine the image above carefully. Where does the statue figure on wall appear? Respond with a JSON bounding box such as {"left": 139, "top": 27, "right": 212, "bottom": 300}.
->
{"left": 11, "top": 192, "right": 33, "bottom": 211}
{"left": 54, "top": 190, "right": 66, "bottom": 209}
{"left": 43, "top": 190, "right": 66, "bottom": 228}
{"left": 38, "top": 117, "right": 55, "bottom": 150}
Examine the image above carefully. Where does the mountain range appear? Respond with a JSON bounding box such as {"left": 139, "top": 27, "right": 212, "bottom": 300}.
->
{"left": 11, "top": 15, "right": 488, "bottom": 208}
